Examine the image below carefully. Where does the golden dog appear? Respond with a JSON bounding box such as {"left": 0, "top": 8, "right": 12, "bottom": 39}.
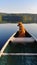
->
{"left": 17, "top": 22, "right": 26, "bottom": 37}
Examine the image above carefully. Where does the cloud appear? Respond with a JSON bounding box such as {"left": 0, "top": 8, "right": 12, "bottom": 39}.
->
{"left": 0, "top": 5, "right": 37, "bottom": 14}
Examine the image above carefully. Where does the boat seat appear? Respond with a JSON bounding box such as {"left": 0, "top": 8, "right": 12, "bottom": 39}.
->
{"left": 14, "top": 31, "right": 31, "bottom": 37}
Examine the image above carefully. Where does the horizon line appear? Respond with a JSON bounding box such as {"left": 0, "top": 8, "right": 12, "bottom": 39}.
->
{"left": 0, "top": 12, "right": 37, "bottom": 14}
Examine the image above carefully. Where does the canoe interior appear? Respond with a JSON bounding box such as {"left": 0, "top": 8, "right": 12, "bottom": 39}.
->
{"left": 4, "top": 40, "right": 37, "bottom": 53}
{"left": 9, "top": 30, "right": 35, "bottom": 43}
{"left": 14, "top": 31, "right": 31, "bottom": 37}
{"left": 1, "top": 55, "right": 37, "bottom": 65}
{"left": 4, "top": 31, "right": 37, "bottom": 53}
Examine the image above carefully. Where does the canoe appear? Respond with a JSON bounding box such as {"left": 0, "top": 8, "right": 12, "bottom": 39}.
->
{"left": 0, "top": 30, "right": 35, "bottom": 57}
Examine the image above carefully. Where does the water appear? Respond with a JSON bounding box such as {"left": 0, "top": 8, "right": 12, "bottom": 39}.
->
{"left": 0, "top": 23, "right": 18, "bottom": 49}
{"left": 24, "top": 23, "right": 37, "bottom": 41}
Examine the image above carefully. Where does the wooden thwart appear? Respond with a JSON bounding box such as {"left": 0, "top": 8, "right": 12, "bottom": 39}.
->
{"left": 1, "top": 53, "right": 37, "bottom": 56}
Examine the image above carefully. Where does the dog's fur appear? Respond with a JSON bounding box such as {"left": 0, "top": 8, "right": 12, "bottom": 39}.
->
{"left": 17, "top": 22, "right": 26, "bottom": 37}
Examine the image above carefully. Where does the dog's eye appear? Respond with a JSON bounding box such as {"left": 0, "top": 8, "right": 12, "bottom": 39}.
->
{"left": 19, "top": 24, "right": 20, "bottom": 25}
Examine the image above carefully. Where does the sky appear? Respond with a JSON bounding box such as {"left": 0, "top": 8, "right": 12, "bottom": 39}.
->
{"left": 0, "top": 0, "right": 37, "bottom": 13}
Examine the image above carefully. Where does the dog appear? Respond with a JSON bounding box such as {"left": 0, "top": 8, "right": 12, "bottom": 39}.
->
{"left": 17, "top": 22, "right": 26, "bottom": 37}
{"left": 9, "top": 22, "right": 26, "bottom": 43}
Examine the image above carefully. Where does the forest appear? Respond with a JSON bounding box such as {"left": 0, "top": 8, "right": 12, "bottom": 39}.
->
{"left": 0, "top": 13, "right": 37, "bottom": 23}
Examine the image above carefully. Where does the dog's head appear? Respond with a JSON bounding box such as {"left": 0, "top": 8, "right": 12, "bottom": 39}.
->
{"left": 17, "top": 22, "right": 22, "bottom": 26}
{"left": 17, "top": 22, "right": 25, "bottom": 31}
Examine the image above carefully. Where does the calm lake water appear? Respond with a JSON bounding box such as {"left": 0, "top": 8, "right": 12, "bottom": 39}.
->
{"left": 0, "top": 23, "right": 18, "bottom": 49}
{"left": 0, "top": 23, "right": 37, "bottom": 49}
